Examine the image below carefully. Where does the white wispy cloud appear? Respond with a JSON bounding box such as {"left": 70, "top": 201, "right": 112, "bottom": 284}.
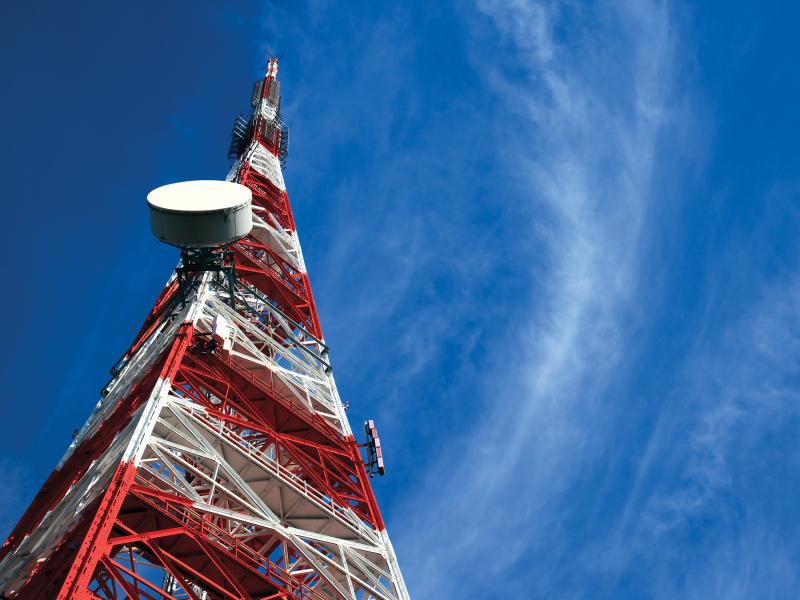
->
{"left": 394, "top": 1, "right": 684, "bottom": 596}
{"left": 616, "top": 273, "right": 800, "bottom": 598}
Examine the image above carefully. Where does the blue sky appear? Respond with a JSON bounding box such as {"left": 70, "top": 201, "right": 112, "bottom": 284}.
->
{"left": 2, "top": 1, "right": 800, "bottom": 598}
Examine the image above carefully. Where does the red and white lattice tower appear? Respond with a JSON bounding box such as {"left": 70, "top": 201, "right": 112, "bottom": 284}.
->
{"left": 0, "top": 58, "right": 410, "bottom": 600}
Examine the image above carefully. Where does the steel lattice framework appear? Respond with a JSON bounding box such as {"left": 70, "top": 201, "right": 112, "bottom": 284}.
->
{"left": 0, "top": 59, "right": 410, "bottom": 600}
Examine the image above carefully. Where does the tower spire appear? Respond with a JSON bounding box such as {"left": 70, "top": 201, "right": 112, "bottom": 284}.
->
{"left": 266, "top": 56, "right": 279, "bottom": 79}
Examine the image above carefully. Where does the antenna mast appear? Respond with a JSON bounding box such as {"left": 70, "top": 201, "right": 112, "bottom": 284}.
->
{"left": 0, "top": 58, "right": 410, "bottom": 600}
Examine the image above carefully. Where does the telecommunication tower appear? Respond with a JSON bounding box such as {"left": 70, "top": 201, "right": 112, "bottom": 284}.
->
{"left": 0, "top": 58, "right": 410, "bottom": 600}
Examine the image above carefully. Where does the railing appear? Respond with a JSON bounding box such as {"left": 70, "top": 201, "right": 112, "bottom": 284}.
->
{"left": 179, "top": 402, "right": 379, "bottom": 540}
{"left": 130, "top": 488, "right": 329, "bottom": 600}
{"left": 203, "top": 294, "right": 330, "bottom": 395}
{"left": 217, "top": 346, "right": 343, "bottom": 439}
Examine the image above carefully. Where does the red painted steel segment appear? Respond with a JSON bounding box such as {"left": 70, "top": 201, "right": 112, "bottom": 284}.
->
{"left": 56, "top": 461, "right": 139, "bottom": 599}
{"left": 0, "top": 354, "right": 164, "bottom": 565}
{"left": 55, "top": 324, "right": 195, "bottom": 599}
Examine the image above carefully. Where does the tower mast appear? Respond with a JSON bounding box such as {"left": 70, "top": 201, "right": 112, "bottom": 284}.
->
{"left": 0, "top": 58, "right": 410, "bottom": 600}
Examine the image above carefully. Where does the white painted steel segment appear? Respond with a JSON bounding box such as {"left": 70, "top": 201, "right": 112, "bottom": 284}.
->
{"left": 260, "top": 103, "right": 277, "bottom": 122}
{"left": 0, "top": 410, "right": 144, "bottom": 593}
{"left": 246, "top": 142, "right": 286, "bottom": 190}
{"left": 147, "top": 180, "right": 253, "bottom": 247}
{"left": 250, "top": 205, "right": 303, "bottom": 271}
{"left": 225, "top": 159, "right": 240, "bottom": 182}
